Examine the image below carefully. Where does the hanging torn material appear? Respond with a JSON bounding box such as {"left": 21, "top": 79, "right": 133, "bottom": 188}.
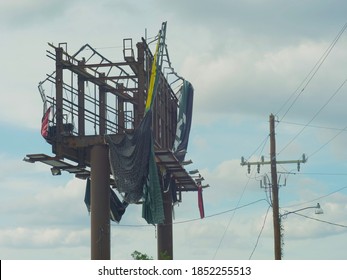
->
{"left": 107, "top": 111, "right": 164, "bottom": 224}
{"left": 110, "top": 189, "right": 129, "bottom": 223}
{"left": 41, "top": 106, "right": 51, "bottom": 138}
{"left": 107, "top": 110, "right": 152, "bottom": 204}
{"left": 84, "top": 178, "right": 128, "bottom": 223}
{"left": 84, "top": 178, "right": 91, "bottom": 213}
{"left": 163, "top": 171, "right": 178, "bottom": 204}
{"left": 173, "top": 80, "right": 194, "bottom": 163}
{"left": 197, "top": 183, "right": 205, "bottom": 219}
{"left": 142, "top": 140, "right": 165, "bottom": 224}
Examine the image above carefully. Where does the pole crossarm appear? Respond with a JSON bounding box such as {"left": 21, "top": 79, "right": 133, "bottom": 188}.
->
{"left": 240, "top": 154, "right": 307, "bottom": 173}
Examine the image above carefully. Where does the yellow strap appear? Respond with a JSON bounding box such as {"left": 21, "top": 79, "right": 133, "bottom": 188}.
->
{"left": 145, "top": 37, "right": 160, "bottom": 112}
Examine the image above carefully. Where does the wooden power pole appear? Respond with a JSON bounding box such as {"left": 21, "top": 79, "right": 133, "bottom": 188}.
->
{"left": 241, "top": 114, "right": 307, "bottom": 260}
{"left": 269, "top": 114, "right": 281, "bottom": 260}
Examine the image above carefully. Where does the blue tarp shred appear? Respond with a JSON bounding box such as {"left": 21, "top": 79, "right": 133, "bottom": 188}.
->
{"left": 107, "top": 109, "right": 164, "bottom": 224}
{"left": 84, "top": 178, "right": 91, "bottom": 213}
{"left": 172, "top": 80, "right": 205, "bottom": 219}
{"left": 106, "top": 111, "right": 153, "bottom": 204}
{"left": 84, "top": 178, "right": 128, "bottom": 223}
{"left": 173, "top": 80, "right": 194, "bottom": 163}
{"left": 109, "top": 189, "right": 128, "bottom": 222}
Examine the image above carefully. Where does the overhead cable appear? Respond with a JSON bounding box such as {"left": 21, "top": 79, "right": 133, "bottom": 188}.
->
{"left": 281, "top": 186, "right": 347, "bottom": 209}
{"left": 292, "top": 212, "right": 347, "bottom": 228}
{"left": 278, "top": 77, "right": 347, "bottom": 155}
{"left": 111, "top": 198, "right": 268, "bottom": 227}
{"left": 307, "top": 122, "right": 347, "bottom": 159}
{"left": 280, "top": 120, "right": 347, "bottom": 132}
{"left": 276, "top": 21, "right": 347, "bottom": 122}
{"left": 249, "top": 206, "right": 271, "bottom": 260}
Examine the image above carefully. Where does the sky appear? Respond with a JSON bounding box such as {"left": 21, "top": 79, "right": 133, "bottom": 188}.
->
{"left": 1, "top": 0, "right": 347, "bottom": 260}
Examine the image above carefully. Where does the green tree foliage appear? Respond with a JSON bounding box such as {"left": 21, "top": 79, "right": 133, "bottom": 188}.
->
{"left": 131, "top": 250, "right": 153, "bottom": 260}
{"left": 159, "top": 250, "right": 171, "bottom": 260}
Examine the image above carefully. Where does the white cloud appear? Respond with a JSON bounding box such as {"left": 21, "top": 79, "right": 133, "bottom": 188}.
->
{"left": 0, "top": 227, "right": 89, "bottom": 249}
{"left": 182, "top": 36, "right": 347, "bottom": 127}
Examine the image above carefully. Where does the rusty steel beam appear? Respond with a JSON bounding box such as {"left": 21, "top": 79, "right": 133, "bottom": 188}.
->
{"left": 55, "top": 47, "right": 64, "bottom": 158}
{"left": 63, "top": 134, "right": 123, "bottom": 149}
{"left": 90, "top": 144, "right": 110, "bottom": 260}
{"left": 157, "top": 190, "right": 173, "bottom": 260}
{"left": 99, "top": 73, "right": 107, "bottom": 135}
{"left": 60, "top": 61, "right": 134, "bottom": 101}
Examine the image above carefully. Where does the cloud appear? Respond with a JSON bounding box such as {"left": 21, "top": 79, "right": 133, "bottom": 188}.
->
{"left": 0, "top": 153, "right": 88, "bottom": 228}
{"left": 0, "top": 227, "right": 89, "bottom": 249}
{"left": 1, "top": 178, "right": 88, "bottom": 227}
{"left": 156, "top": 0, "right": 347, "bottom": 43}
{"left": 0, "top": 0, "right": 72, "bottom": 27}
{"left": 182, "top": 37, "right": 347, "bottom": 125}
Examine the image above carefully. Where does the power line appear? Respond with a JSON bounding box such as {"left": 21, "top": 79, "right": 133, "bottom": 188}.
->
{"left": 292, "top": 212, "right": 347, "bottom": 228}
{"left": 177, "top": 199, "right": 267, "bottom": 224}
{"left": 280, "top": 120, "right": 347, "bottom": 132}
{"left": 308, "top": 122, "right": 347, "bottom": 159}
{"left": 211, "top": 176, "right": 252, "bottom": 259}
{"left": 282, "top": 186, "right": 347, "bottom": 209}
{"left": 249, "top": 205, "right": 271, "bottom": 260}
{"left": 276, "top": 22, "right": 347, "bottom": 155}
{"left": 211, "top": 132, "right": 270, "bottom": 259}
{"left": 278, "top": 77, "right": 347, "bottom": 155}
{"left": 245, "top": 135, "right": 270, "bottom": 162}
{"left": 276, "top": 21, "right": 347, "bottom": 122}
{"left": 298, "top": 172, "right": 347, "bottom": 176}
{"left": 280, "top": 171, "right": 347, "bottom": 176}
{"left": 212, "top": 132, "right": 270, "bottom": 259}
{"left": 111, "top": 198, "right": 268, "bottom": 228}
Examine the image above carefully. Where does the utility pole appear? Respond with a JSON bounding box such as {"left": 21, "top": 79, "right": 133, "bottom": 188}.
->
{"left": 269, "top": 114, "right": 281, "bottom": 260}
{"left": 241, "top": 114, "right": 307, "bottom": 260}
